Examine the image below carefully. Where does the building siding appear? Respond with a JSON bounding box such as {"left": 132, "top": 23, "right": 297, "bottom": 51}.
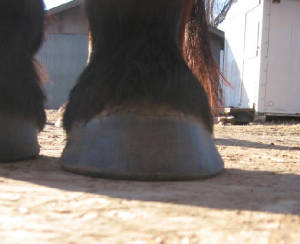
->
{"left": 37, "top": 34, "right": 88, "bottom": 109}
{"left": 46, "top": 5, "right": 88, "bottom": 35}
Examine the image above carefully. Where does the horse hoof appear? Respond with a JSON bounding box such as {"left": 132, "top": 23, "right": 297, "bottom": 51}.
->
{"left": 59, "top": 114, "right": 224, "bottom": 180}
{"left": 0, "top": 114, "right": 40, "bottom": 162}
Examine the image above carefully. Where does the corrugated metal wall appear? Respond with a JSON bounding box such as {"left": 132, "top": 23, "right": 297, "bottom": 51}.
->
{"left": 37, "top": 34, "right": 88, "bottom": 109}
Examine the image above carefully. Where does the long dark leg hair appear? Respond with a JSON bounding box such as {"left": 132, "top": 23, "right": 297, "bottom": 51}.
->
{"left": 181, "top": 0, "right": 221, "bottom": 111}
{"left": 63, "top": 0, "right": 220, "bottom": 133}
{"left": 0, "top": 0, "right": 46, "bottom": 130}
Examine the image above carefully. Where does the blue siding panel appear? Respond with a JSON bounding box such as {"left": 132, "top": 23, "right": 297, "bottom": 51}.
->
{"left": 37, "top": 34, "right": 88, "bottom": 109}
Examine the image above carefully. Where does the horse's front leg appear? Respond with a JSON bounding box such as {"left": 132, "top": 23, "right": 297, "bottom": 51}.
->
{"left": 59, "top": 0, "right": 224, "bottom": 180}
{"left": 0, "top": 0, "right": 46, "bottom": 162}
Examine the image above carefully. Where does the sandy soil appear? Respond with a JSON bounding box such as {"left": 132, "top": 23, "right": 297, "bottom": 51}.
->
{"left": 0, "top": 110, "right": 299, "bottom": 244}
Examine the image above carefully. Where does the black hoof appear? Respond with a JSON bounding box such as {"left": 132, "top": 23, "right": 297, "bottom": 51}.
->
{"left": 0, "top": 114, "right": 40, "bottom": 162}
{"left": 60, "top": 114, "right": 224, "bottom": 180}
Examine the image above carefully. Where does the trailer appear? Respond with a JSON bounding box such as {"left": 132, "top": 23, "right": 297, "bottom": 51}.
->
{"left": 220, "top": 0, "right": 299, "bottom": 117}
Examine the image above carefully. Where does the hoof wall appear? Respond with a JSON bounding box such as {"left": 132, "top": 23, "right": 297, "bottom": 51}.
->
{"left": 0, "top": 114, "right": 40, "bottom": 162}
{"left": 60, "top": 114, "right": 224, "bottom": 180}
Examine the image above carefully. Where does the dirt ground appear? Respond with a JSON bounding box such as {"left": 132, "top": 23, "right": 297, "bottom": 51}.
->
{"left": 0, "top": 110, "right": 299, "bottom": 244}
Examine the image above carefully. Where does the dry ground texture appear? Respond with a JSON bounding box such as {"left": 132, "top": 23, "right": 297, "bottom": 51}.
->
{"left": 0, "top": 110, "right": 299, "bottom": 244}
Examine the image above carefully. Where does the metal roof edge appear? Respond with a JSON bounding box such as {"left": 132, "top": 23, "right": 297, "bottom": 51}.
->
{"left": 47, "top": 0, "right": 83, "bottom": 15}
{"left": 208, "top": 26, "right": 225, "bottom": 39}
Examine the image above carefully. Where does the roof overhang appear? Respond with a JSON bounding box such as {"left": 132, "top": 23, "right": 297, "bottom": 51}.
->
{"left": 47, "top": 0, "right": 83, "bottom": 15}
{"left": 208, "top": 26, "right": 225, "bottom": 39}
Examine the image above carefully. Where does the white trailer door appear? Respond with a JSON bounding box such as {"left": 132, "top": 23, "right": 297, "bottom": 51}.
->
{"left": 240, "top": 2, "right": 262, "bottom": 109}
{"left": 221, "top": 0, "right": 262, "bottom": 108}
{"left": 262, "top": 0, "right": 300, "bottom": 114}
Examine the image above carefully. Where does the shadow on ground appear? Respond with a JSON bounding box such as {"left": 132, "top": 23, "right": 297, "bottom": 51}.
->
{"left": 215, "top": 138, "right": 300, "bottom": 151}
{"left": 0, "top": 155, "right": 299, "bottom": 216}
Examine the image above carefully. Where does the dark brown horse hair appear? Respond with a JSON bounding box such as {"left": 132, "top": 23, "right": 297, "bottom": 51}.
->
{"left": 0, "top": 0, "right": 46, "bottom": 130}
{"left": 63, "top": 0, "right": 220, "bottom": 132}
{"left": 181, "top": 0, "right": 222, "bottom": 111}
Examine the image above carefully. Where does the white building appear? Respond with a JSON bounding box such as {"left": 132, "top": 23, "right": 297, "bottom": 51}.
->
{"left": 220, "top": 0, "right": 299, "bottom": 115}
